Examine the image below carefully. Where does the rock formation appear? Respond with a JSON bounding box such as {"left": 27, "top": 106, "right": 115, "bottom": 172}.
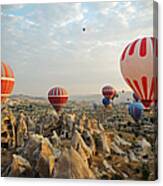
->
{"left": 1, "top": 97, "right": 157, "bottom": 180}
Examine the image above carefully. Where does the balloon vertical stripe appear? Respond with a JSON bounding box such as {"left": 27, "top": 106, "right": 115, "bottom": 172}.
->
{"left": 133, "top": 80, "right": 144, "bottom": 99}
{"left": 141, "top": 76, "right": 148, "bottom": 100}
{"left": 126, "top": 78, "right": 139, "bottom": 98}
{"left": 121, "top": 44, "right": 129, "bottom": 61}
{"left": 140, "top": 38, "right": 147, "bottom": 57}
{"left": 129, "top": 39, "right": 138, "bottom": 56}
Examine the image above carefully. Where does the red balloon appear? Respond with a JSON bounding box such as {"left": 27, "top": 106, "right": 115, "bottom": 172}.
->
{"left": 48, "top": 87, "right": 68, "bottom": 112}
{"left": 120, "top": 37, "right": 158, "bottom": 109}
{"left": 1, "top": 62, "right": 15, "bottom": 103}
{"left": 102, "top": 86, "right": 115, "bottom": 99}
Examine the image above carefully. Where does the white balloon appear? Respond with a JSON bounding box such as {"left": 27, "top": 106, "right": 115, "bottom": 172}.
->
{"left": 120, "top": 37, "right": 158, "bottom": 108}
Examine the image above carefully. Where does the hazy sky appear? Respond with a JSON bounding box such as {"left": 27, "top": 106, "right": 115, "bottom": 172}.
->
{"left": 1, "top": 0, "right": 153, "bottom": 96}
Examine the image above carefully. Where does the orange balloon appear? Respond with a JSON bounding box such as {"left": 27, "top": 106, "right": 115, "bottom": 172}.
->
{"left": 1, "top": 62, "right": 15, "bottom": 104}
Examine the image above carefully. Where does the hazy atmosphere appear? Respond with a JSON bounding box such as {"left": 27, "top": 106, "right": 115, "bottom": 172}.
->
{"left": 1, "top": 0, "right": 153, "bottom": 96}
{"left": 1, "top": 0, "right": 158, "bottom": 180}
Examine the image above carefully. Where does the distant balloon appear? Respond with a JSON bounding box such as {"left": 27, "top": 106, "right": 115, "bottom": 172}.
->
{"left": 1, "top": 62, "right": 15, "bottom": 104}
{"left": 127, "top": 98, "right": 130, "bottom": 102}
{"left": 48, "top": 87, "right": 68, "bottom": 113}
{"left": 107, "top": 104, "right": 112, "bottom": 110}
{"left": 128, "top": 102, "right": 144, "bottom": 122}
{"left": 82, "top": 28, "right": 86, "bottom": 32}
{"left": 102, "top": 85, "right": 116, "bottom": 100}
{"left": 102, "top": 97, "right": 111, "bottom": 107}
{"left": 120, "top": 37, "right": 158, "bottom": 109}
{"left": 133, "top": 92, "right": 139, "bottom": 102}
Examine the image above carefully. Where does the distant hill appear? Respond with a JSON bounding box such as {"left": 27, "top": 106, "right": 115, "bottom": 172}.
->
{"left": 70, "top": 91, "right": 133, "bottom": 104}
{"left": 11, "top": 94, "right": 46, "bottom": 101}
{"left": 12, "top": 91, "right": 133, "bottom": 104}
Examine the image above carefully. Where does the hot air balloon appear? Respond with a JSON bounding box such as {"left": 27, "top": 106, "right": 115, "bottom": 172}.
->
{"left": 82, "top": 28, "right": 86, "bottom": 32}
{"left": 102, "top": 97, "right": 110, "bottom": 107}
{"left": 48, "top": 87, "right": 68, "bottom": 113}
{"left": 127, "top": 98, "right": 130, "bottom": 102}
{"left": 133, "top": 92, "right": 139, "bottom": 102}
{"left": 120, "top": 37, "right": 158, "bottom": 109}
{"left": 122, "top": 90, "right": 125, "bottom": 94}
{"left": 1, "top": 62, "right": 15, "bottom": 104}
{"left": 128, "top": 102, "right": 144, "bottom": 122}
{"left": 102, "top": 85, "right": 116, "bottom": 100}
{"left": 102, "top": 97, "right": 112, "bottom": 110}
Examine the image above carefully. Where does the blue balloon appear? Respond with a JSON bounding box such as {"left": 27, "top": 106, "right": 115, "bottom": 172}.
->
{"left": 102, "top": 97, "right": 110, "bottom": 106}
{"left": 128, "top": 102, "right": 144, "bottom": 121}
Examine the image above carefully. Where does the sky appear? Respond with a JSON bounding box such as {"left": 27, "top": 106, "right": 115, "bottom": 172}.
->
{"left": 1, "top": 0, "right": 153, "bottom": 97}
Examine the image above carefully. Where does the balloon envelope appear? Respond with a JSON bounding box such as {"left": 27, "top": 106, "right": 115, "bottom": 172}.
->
{"left": 1, "top": 62, "right": 15, "bottom": 103}
{"left": 48, "top": 87, "right": 68, "bottom": 112}
{"left": 120, "top": 37, "right": 158, "bottom": 109}
{"left": 102, "top": 97, "right": 110, "bottom": 106}
{"left": 82, "top": 28, "right": 86, "bottom": 32}
{"left": 128, "top": 102, "right": 144, "bottom": 122}
{"left": 102, "top": 85, "right": 116, "bottom": 99}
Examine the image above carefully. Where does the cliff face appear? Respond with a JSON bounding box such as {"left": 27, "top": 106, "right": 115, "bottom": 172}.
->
{"left": 1, "top": 98, "right": 157, "bottom": 180}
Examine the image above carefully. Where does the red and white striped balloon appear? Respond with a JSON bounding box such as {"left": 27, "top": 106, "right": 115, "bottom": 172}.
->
{"left": 48, "top": 87, "right": 68, "bottom": 112}
{"left": 1, "top": 62, "right": 15, "bottom": 103}
{"left": 102, "top": 85, "right": 115, "bottom": 99}
{"left": 120, "top": 37, "right": 158, "bottom": 108}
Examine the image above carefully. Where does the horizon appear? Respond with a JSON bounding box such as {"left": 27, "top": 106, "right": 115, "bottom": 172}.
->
{"left": 12, "top": 90, "right": 132, "bottom": 98}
